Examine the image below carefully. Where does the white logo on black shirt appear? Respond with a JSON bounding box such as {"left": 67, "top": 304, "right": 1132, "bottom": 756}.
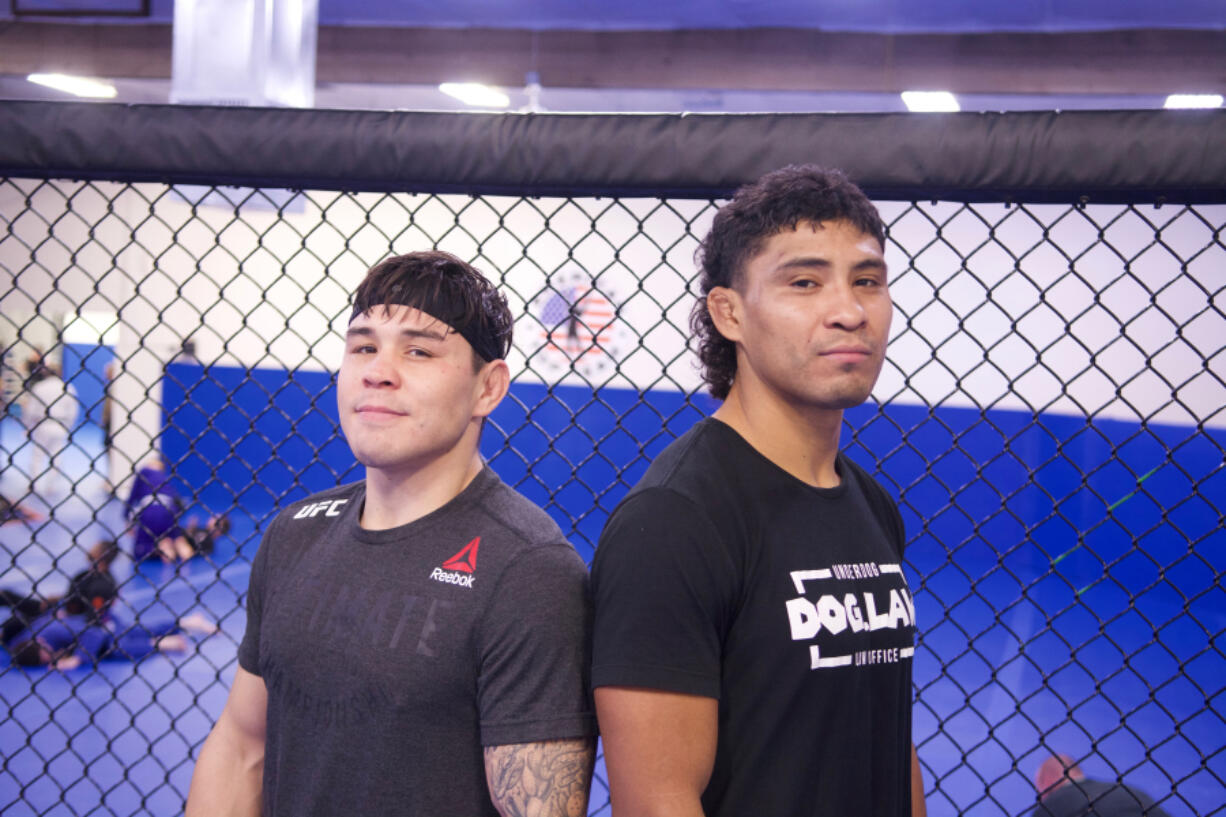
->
{"left": 292, "top": 499, "right": 348, "bottom": 519}
{"left": 785, "top": 562, "right": 915, "bottom": 670}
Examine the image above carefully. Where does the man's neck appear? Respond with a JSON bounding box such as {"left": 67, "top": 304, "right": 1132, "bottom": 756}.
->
{"left": 712, "top": 382, "right": 844, "bottom": 489}
{"left": 361, "top": 448, "right": 485, "bottom": 531}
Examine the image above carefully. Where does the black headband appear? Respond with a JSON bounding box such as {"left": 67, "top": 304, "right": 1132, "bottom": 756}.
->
{"left": 348, "top": 300, "right": 505, "bottom": 363}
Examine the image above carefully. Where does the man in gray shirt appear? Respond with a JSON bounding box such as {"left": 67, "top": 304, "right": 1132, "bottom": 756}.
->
{"left": 187, "top": 251, "right": 596, "bottom": 817}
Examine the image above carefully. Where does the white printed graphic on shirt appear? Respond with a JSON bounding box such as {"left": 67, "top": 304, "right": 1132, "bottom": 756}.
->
{"left": 292, "top": 499, "right": 348, "bottom": 519}
{"left": 785, "top": 562, "right": 915, "bottom": 670}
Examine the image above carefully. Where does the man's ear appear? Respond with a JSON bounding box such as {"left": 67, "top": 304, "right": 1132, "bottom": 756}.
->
{"left": 473, "top": 359, "right": 510, "bottom": 419}
{"left": 707, "top": 286, "right": 744, "bottom": 343}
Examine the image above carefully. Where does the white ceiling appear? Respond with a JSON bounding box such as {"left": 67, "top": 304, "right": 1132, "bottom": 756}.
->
{"left": 1, "top": 0, "right": 1222, "bottom": 113}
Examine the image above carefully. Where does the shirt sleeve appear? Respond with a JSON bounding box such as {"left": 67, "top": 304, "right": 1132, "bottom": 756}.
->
{"left": 476, "top": 544, "right": 597, "bottom": 747}
{"left": 590, "top": 488, "right": 738, "bottom": 699}
{"left": 237, "top": 519, "right": 276, "bottom": 675}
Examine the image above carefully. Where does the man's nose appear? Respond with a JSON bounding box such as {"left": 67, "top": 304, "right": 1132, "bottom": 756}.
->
{"left": 824, "top": 283, "right": 867, "bottom": 330}
{"left": 362, "top": 351, "right": 399, "bottom": 387}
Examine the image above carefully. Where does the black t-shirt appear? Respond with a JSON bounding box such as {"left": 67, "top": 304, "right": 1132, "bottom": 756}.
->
{"left": 239, "top": 467, "right": 596, "bottom": 817}
{"left": 592, "top": 418, "right": 916, "bottom": 817}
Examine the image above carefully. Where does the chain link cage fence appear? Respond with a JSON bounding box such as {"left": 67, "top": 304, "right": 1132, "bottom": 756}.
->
{"left": 0, "top": 103, "right": 1223, "bottom": 816}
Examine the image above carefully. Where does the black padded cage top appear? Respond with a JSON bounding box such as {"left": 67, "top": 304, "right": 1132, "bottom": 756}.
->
{"left": 2, "top": 102, "right": 1224, "bottom": 203}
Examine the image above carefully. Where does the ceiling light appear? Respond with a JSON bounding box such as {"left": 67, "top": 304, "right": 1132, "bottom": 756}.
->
{"left": 901, "top": 91, "right": 960, "bottom": 113}
{"left": 1163, "top": 94, "right": 1223, "bottom": 109}
{"left": 438, "top": 82, "right": 510, "bottom": 109}
{"left": 27, "top": 73, "right": 118, "bottom": 99}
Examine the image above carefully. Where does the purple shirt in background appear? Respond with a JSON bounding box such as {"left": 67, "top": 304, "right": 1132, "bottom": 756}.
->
{"left": 126, "top": 464, "right": 183, "bottom": 561}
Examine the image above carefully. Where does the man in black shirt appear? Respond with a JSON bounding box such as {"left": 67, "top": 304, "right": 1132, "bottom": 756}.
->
{"left": 592, "top": 165, "right": 926, "bottom": 816}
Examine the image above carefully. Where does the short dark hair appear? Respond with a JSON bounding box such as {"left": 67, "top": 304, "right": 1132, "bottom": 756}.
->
{"left": 690, "top": 165, "right": 886, "bottom": 400}
{"left": 351, "top": 251, "right": 513, "bottom": 367}
{"left": 10, "top": 639, "right": 46, "bottom": 667}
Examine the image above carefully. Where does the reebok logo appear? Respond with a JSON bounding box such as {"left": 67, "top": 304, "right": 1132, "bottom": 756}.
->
{"left": 293, "top": 499, "right": 348, "bottom": 519}
{"left": 429, "top": 567, "right": 474, "bottom": 588}
{"left": 430, "top": 537, "right": 480, "bottom": 589}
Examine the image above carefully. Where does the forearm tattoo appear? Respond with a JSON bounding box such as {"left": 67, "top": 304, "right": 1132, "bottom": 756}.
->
{"left": 484, "top": 737, "right": 596, "bottom": 817}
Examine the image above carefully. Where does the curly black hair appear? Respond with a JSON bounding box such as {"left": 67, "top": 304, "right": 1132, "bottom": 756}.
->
{"left": 690, "top": 165, "right": 886, "bottom": 400}
{"left": 351, "top": 250, "right": 512, "bottom": 369}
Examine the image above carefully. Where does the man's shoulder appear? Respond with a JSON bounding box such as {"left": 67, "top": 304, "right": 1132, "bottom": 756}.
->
{"left": 626, "top": 418, "right": 730, "bottom": 499}
{"left": 838, "top": 451, "right": 882, "bottom": 489}
{"left": 599, "top": 421, "right": 741, "bottom": 554}
{"left": 836, "top": 453, "right": 906, "bottom": 554}
{"left": 466, "top": 475, "right": 588, "bottom": 603}
{"left": 472, "top": 471, "right": 568, "bottom": 550}
{"left": 274, "top": 482, "right": 362, "bottom": 525}
{"left": 839, "top": 452, "right": 899, "bottom": 506}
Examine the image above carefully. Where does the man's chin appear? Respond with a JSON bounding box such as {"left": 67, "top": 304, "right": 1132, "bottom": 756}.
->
{"left": 815, "top": 385, "right": 877, "bottom": 411}
{"left": 829, "top": 396, "right": 873, "bottom": 411}
{"left": 352, "top": 447, "right": 445, "bottom": 475}
{"left": 350, "top": 449, "right": 405, "bottom": 471}
{"left": 825, "top": 371, "right": 882, "bottom": 408}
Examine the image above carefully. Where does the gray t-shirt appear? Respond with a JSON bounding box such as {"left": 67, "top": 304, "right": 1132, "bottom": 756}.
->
{"left": 239, "top": 466, "right": 596, "bottom": 817}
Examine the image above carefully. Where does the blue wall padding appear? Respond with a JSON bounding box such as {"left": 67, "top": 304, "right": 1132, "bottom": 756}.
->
{"left": 161, "top": 362, "right": 1223, "bottom": 604}
{"left": 161, "top": 364, "right": 359, "bottom": 515}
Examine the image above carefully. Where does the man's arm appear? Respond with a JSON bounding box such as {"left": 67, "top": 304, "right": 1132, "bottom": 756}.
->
{"left": 911, "top": 742, "right": 927, "bottom": 817}
{"left": 185, "top": 666, "right": 268, "bottom": 817}
{"left": 484, "top": 736, "right": 597, "bottom": 817}
{"left": 594, "top": 686, "right": 718, "bottom": 817}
